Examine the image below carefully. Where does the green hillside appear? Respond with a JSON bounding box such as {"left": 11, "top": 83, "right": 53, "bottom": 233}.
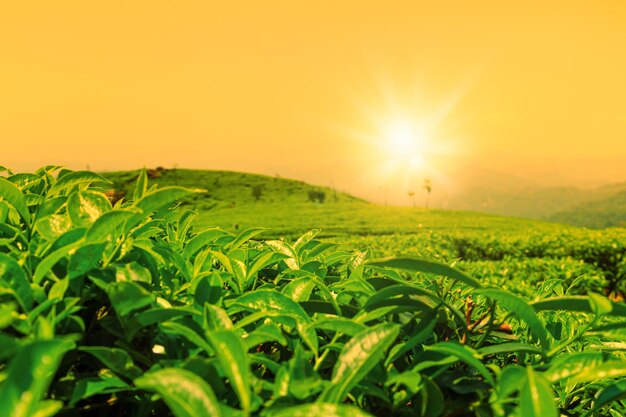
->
{"left": 103, "top": 168, "right": 569, "bottom": 238}
{"left": 104, "top": 168, "right": 362, "bottom": 207}
{"left": 105, "top": 168, "right": 626, "bottom": 232}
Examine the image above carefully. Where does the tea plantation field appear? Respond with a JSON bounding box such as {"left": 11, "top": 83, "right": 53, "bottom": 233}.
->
{"left": 2, "top": 166, "right": 626, "bottom": 417}
{"left": 105, "top": 168, "right": 626, "bottom": 299}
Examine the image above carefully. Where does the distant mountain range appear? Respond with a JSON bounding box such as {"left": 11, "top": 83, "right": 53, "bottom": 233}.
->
{"left": 441, "top": 166, "right": 626, "bottom": 228}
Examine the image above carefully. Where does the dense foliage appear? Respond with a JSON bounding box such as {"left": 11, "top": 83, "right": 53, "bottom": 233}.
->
{"left": 336, "top": 228, "right": 626, "bottom": 297}
{"left": 2, "top": 167, "right": 626, "bottom": 417}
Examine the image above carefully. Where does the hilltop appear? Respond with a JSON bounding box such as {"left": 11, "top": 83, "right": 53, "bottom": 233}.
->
{"left": 103, "top": 168, "right": 363, "bottom": 207}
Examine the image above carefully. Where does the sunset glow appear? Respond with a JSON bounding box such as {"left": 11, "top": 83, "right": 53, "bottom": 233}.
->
{"left": 1, "top": 1, "right": 626, "bottom": 202}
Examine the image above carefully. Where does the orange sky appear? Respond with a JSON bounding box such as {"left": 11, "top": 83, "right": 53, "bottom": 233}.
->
{"left": 2, "top": 1, "right": 626, "bottom": 198}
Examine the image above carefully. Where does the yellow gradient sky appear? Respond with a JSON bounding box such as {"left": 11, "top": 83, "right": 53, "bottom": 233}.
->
{"left": 2, "top": 1, "right": 626, "bottom": 199}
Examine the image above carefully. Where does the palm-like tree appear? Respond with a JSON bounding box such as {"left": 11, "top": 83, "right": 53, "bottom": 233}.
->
{"left": 423, "top": 179, "right": 432, "bottom": 208}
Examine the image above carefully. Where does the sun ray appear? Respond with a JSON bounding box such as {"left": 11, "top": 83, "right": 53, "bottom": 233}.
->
{"left": 332, "top": 69, "right": 475, "bottom": 205}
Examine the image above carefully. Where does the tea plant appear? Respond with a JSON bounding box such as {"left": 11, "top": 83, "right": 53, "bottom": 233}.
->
{"left": 1, "top": 166, "right": 626, "bottom": 416}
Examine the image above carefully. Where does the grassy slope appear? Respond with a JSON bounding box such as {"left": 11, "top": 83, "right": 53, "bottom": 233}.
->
{"left": 103, "top": 168, "right": 571, "bottom": 238}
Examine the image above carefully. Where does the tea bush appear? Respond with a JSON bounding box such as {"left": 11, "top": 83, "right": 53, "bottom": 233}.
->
{"left": 2, "top": 167, "right": 626, "bottom": 416}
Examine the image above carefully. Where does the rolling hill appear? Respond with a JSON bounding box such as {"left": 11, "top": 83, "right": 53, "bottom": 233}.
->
{"left": 102, "top": 168, "right": 576, "bottom": 239}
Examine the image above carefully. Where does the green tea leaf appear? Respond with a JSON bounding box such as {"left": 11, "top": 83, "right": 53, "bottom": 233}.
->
{"left": 8, "top": 173, "right": 43, "bottom": 192}
{"left": 227, "top": 227, "right": 268, "bottom": 252}
{"left": 47, "top": 171, "right": 111, "bottom": 196}
{"left": 568, "top": 361, "right": 626, "bottom": 385}
{"left": 0, "top": 302, "right": 16, "bottom": 329}
{"left": 369, "top": 257, "right": 482, "bottom": 288}
{"left": 153, "top": 245, "right": 190, "bottom": 282}
{"left": 293, "top": 229, "right": 321, "bottom": 253}
{"left": 531, "top": 296, "right": 626, "bottom": 316}
{"left": 34, "top": 214, "right": 72, "bottom": 241}
{"left": 269, "top": 403, "right": 374, "bottom": 417}
{"left": 311, "top": 317, "right": 367, "bottom": 337}
{"left": 544, "top": 352, "right": 614, "bottom": 383}
{"left": 243, "top": 322, "right": 287, "bottom": 349}
{"left": 85, "top": 209, "right": 138, "bottom": 242}
{"left": 320, "top": 323, "right": 399, "bottom": 403}
{"left": 33, "top": 196, "right": 66, "bottom": 222}
{"left": 477, "top": 288, "right": 550, "bottom": 350}
{"left": 0, "top": 177, "right": 30, "bottom": 224}
{"left": 33, "top": 241, "right": 83, "bottom": 284}
{"left": 127, "top": 307, "right": 201, "bottom": 339}
{"left": 79, "top": 346, "right": 142, "bottom": 379}
{"left": 0, "top": 165, "right": 14, "bottom": 175}
{"left": 0, "top": 201, "right": 9, "bottom": 223}
{"left": 424, "top": 342, "right": 495, "bottom": 386}
{"left": 183, "top": 228, "right": 228, "bottom": 261}
{"left": 160, "top": 321, "right": 214, "bottom": 355}
{"left": 594, "top": 379, "right": 626, "bottom": 410}
{"left": 364, "top": 284, "right": 440, "bottom": 312}
{"left": 130, "top": 186, "right": 199, "bottom": 227}
{"left": 283, "top": 277, "right": 316, "bottom": 302}
{"left": 0, "top": 253, "right": 33, "bottom": 311}
{"left": 133, "top": 169, "right": 148, "bottom": 201}
{"left": 206, "top": 330, "right": 251, "bottom": 414}
{"left": 266, "top": 240, "right": 298, "bottom": 269}
{"left": 31, "top": 400, "right": 63, "bottom": 417}
{"left": 48, "top": 277, "right": 69, "bottom": 300}
{"left": 134, "top": 368, "right": 222, "bottom": 417}
{"left": 115, "top": 261, "right": 152, "bottom": 284}
{"left": 204, "top": 304, "right": 233, "bottom": 331}
{"left": 67, "top": 190, "right": 111, "bottom": 227}
{"left": 233, "top": 289, "right": 318, "bottom": 354}
{"left": 0, "top": 339, "right": 75, "bottom": 417}
{"left": 193, "top": 272, "right": 223, "bottom": 306}
{"left": 69, "top": 377, "right": 128, "bottom": 406}
{"left": 107, "top": 281, "right": 153, "bottom": 317}
{"left": 246, "top": 251, "right": 288, "bottom": 283}
{"left": 519, "top": 367, "right": 557, "bottom": 417}
{"left": 497, "top": 365, "right": 526, "bottom": 398}
{"left": 68, "top": 242, "right": 105, "bottom": 279}
{"left": 589, "top": 292, "right": 613, "bottom": 319}
{"left": 478, "top": 342, "right": 544, "bottom": 356}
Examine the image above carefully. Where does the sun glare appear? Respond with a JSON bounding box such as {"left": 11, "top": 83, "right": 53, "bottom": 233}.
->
{"left": 388, "top": 121, "right": 417, "bottom": 153}
{"left": 384, "top": 120, "right": 427, "bottom": 170}
{"left": 335, "top": 69, "right": 470, "bottom": 205}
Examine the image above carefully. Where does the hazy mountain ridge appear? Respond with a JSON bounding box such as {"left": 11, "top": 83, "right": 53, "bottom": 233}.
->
{"left": 443, "top": 166, "right": 626, "bottom": 228}
{"left": 547, "top": 190, "right": 626, "bottom": 228}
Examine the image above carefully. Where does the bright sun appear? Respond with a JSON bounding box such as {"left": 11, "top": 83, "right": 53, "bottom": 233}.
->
{"left": 385, "top": 120, "right": 426, "bottom": 167}
{"left": 388, "top": 121, "right": 418, "bottom": 153}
